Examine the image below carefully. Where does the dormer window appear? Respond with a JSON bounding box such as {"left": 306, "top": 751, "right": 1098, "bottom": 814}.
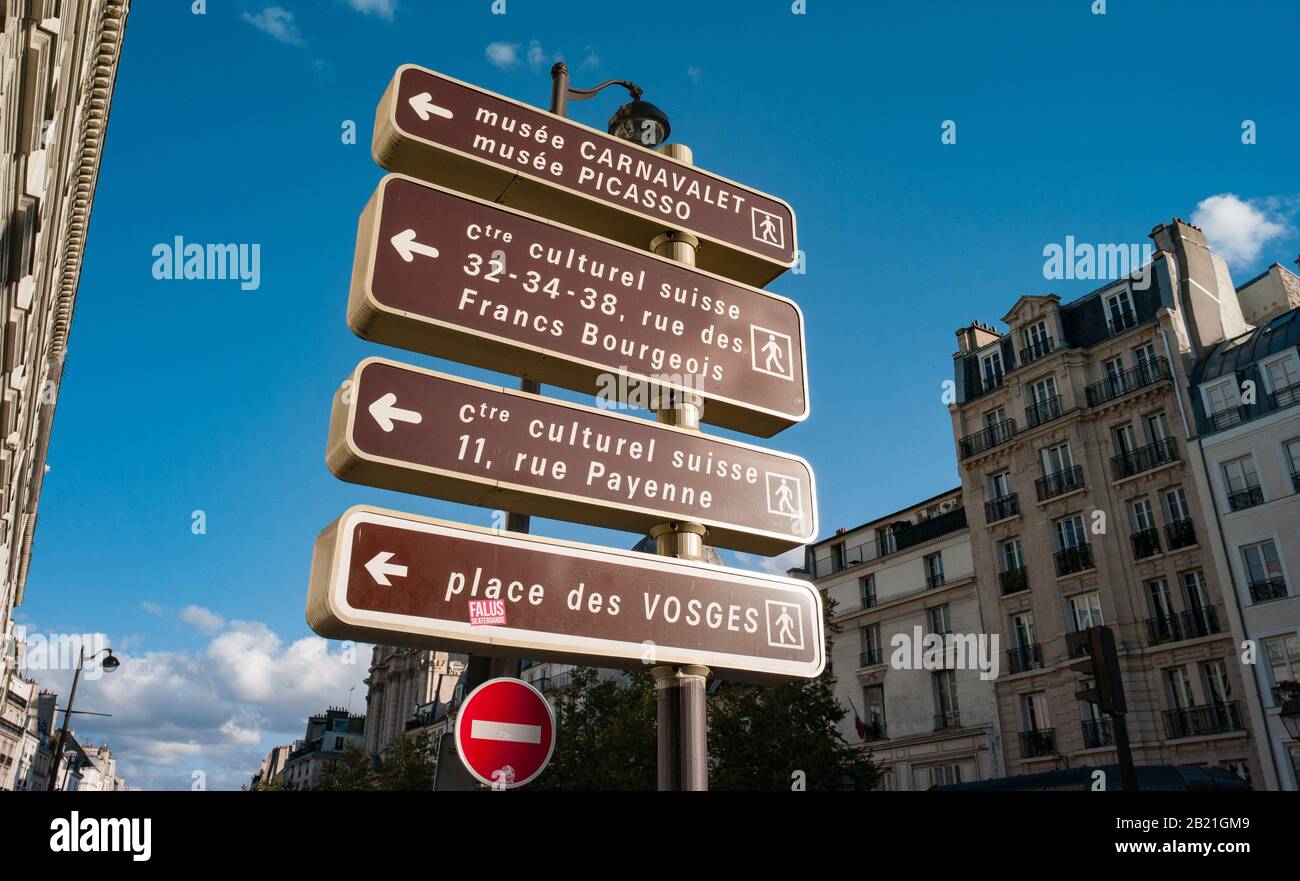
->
{"left": 1260, "top": 350, "right": 1300, "bottom": 408}
{"left": 980, "top": 349, "right": 1004, "bottom": 392}
{"left": 1104, "top": 287, "right": 1136, "bottom": 336}
{"left": 1200, "top": 377, "right": 1242, "bottom": 431}
{"left": 1021, "top": 321, "right": 1054, "bottom": 364}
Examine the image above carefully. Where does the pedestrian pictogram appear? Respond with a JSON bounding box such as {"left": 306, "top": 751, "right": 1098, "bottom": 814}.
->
{"left": 751, "top": 206, "right": 786, "bottom": 250}
{"left": 751, "top": 326, "right": 795, "bottom": 381}
{"left": 765, "top": 600, "right": 805, "bottom": 651}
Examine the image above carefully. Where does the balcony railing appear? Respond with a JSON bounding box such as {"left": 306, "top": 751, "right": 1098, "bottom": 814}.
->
{"left": 1112, "top": 437, "right": 1179, "bottom": 480}
{"left": 933, "top": 710, "right": 962, "bottom": 731}
{"left": 926, "top": 572, "right": 946, "bottom": 590}
{"left": 1145, "top": 608, "right": 1221, "bottom": 646}
{"left": 1020, "top": 728, "right": 1057, "bottom": 758}
{"left": 1106, "top": 308, "right": 1138, "bottom": 337}
{"left": 999, "top": 566, "right": 1029, "bottom": 596}
{"left": 861, "top": 719, "right": 887, "bottom": 742}
{"left": 1271, "top": 382, "right": 1300, "bottom": 410}
{"left": 1163, "top": 701, "right": 1243, "bottom": 739}
{"left": 1248, "top": 577, "right": 1288, "bottom": 603}
{"left": 986, "top": 493, "right": 1019, "bottom": 522}
{"left": 1165, "top": 518, "right": 1196, "bottom": 550}
{"left": 859, "top": 647, "right": 883, "bottom": 667}
{"left": 959, "top": 419, "right": 1019, "bottom": 459}
{"left": 1081, "top": 718, "right": 1114, "bottom": 749}
{"left": 982, "top": 372, "right": 1005, "bottom": 394}
{"left": 1227, "top": 485, "right": 1264, "bottom": 512}
{"left": 1085, "top": 357, "right": 1170, "bottom": 407}
{"left": 1130, "top": 526, "right": 1162, "bottom": 559}
{"left": 812, "top": 508, "right": 969, "bottom": 577}
{"left": 1055, "top": 544, "right": 1095, "bottom": 576}
{"left": 1036, "top": 465, "right": 1084, "bottom": 501}
{"left": 1007, "top": 643, "right": 1044, "bottom": 674}
{"left": 1019, "top": 337, "right": 1055, "bottom": 366}
{"left": 1025, "top": 394, "right": 1063, "bottom": 428}
{"left": 1209, "top": 406, "right": 1245, "bottom": 431}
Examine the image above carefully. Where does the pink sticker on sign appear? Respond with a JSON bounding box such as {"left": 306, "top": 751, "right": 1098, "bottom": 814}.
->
{"left": 468, "top": 599, "right": 507, "bottom": 626}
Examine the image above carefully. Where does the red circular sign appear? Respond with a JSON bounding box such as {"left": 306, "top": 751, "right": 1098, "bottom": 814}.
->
{"left": 455, "top": 678, "right": 556, "bottom": 789}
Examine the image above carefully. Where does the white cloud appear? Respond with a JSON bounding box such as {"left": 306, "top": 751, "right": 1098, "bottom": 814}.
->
{"left": 732, "top": 545, "right": 806, "bottom": 576}
{"left": 485, "top": 41, "right": 520, "bottom": 69}
{"left": 140, "top": 601, "right": 164, "bottom": 617}
{"left": 25, "top": 621, "right": 371, "bottom": 791}
{"left": 345, "top": 0, "right": 396, "bottom": 19}
{"left": 687, "top": 65, "right": 701, "bottom": 84}
{"left": 1190, "top": 193, "right": 1289, "bottom": 266}
{"left": 241, "top": 6, "right": 306, "bottom": 46}
{"left": 179, "top": 605, "right": 225, "bottom": 635}
{"left": 580, "top": 46, "right": 600, "bottom": 71}
{"left": 527, "top": 39, "right": 546, "bottom": 71}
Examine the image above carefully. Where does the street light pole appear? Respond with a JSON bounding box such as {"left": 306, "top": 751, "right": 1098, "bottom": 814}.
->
{"left": 46, "top": 646, "right": 118, "bottom": 791}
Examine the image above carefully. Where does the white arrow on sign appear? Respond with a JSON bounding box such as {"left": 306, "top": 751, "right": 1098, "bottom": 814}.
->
{"left": 408, "top": 92, "right": 453, "bottom": 122}
{"left": 390, "top": 228, "right": 440, "bottom": 263}
{"left": 368, "top": 392, "right": 423, "bottom": 432}
{"left": 364, "top": 551, "right": 408, "bottom": 587}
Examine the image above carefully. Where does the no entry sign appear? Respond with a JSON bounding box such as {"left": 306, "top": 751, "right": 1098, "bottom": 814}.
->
{"left": 348, "top": 175, "right": 808, "bottom": 437}
{"left": 372, "top": 64, "right": 797, "bottom": 287}
{"left": 328, "top": 358, "right": 817, "bottom": 554}
{"left": 455, "top": 677, "right": 556, "bottom": 789}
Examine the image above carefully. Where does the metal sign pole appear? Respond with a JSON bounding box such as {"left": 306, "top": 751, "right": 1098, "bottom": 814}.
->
{"left": 649, "top": 142, "right": 709, "bottom": 792}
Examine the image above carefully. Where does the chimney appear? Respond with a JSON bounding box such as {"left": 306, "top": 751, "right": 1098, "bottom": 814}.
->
{"left": 1149, "top": 218, "right": 1248, "bottom": 357}
{"left": 955, "top": 321, "right": 1003, "bottom": 353}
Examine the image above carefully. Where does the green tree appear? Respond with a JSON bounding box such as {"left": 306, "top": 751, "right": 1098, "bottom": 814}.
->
{"left": 313, "top": 741, "right": 376, "bottom": 791}
{"left": 531, "top": 667, "right": 656, "bottom": 791}
{"left": 374, "top": 731, "right": 438, "bottom": 791}
{"left": 708, "top": 594, "right": 877, "bottom": 790}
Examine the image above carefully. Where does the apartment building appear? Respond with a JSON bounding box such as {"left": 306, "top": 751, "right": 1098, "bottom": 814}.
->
{"left": 948, "top": 219, "right": 1262, "bottom": 786}
{"left": 0, "top": 0, "right": 129, "bottom": 723}
{"left": 363, "top": 646, "right": 465, "bottom": 758}
{"left": 281, "top": 707, "right": 366, "bottom": 790}
{"left": 1185, "top": 298, "right": 1300, "bottom": 790}
{"left": 807, "top": 488, "right": 1003, "bottom": 790}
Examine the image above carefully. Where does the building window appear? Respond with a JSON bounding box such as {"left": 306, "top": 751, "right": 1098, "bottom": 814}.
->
{"left": 1022, "top": 320, "right": 1053, "bottom": 362}
{"left": 924, "top": 552, "right": 945, "bottom": 589}
{"left": 1104, "top": 287, "right": 1136, "bottom": 334}
{"left": 859, "top": 574, "right": 876, "bottom": 609}
{"left": 1284, "top": 438, "right": 1300, "bottom": 494}
{"left": 1221, "top": 455, "right": 1263, "bottom": 511}
{"left": 1202, "top": 377, "right": 1242, "bottom": 429}
{"left": 859, "top": 624, "right": 882, "bottom": 667}
{"left": 926, "top": 763, "right": 964, "bottom": 787}
{"left": 333, "top": 737, "right": 344, "bottom": 751}
{"left": 1020, "top": 693, "right": 1055, "bottom": 757}
{"left": 1241, "top": 539, "right": 1287, "bottom": 602}
{"left": 980, "top": 350, "right": 1005, "bottom": 392}
{"left": 1261, "top": 350, "right": 1300, "bottom": 401}
{"left": 933, "top": 671, "right": 960, "bottom": 729}
{"left": 928, "top": 604, "right": 951, "bottom": 636}
{"left": 1133, "top": 342, "right": 1158, "bottom": 375}
{"left": 989, "top": 470, "right": 1012, "bottom": 499}
{"left": 1263, "top": 635, "right": 1300, "bottom": 706}
{"left": 998, "top": 538, "right": 1028, "bottom": 595}
{"left": 862, "top": 685, "right": 886, "bottom": 739}
{"left": 1067, "top": 592, "right": 1104, "bottom": 634}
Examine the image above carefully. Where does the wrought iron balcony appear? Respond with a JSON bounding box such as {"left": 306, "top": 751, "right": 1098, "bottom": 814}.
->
{"left": 859, "top": 647, "right": 883, "bottom": 667}
{"left": 1227, "top": 485, "right": 1264, "bottom": 511}
{"left": 1165, "top": 517, "right": 1196, "bottom": 550}
{"left": 999, "top": 566, "right": 1029, "bottom": 596}
{"left": 1081, "top": 717, "right": 1114, "bottom": 749}
{"left": 1020, "top": 728, "right": 1057, "bottom": 758}
{"left": 986, "top": 493, "right": 1019, "bottom": 522}
{"left": 933, "top": 710, "right": 962, "bottom": 731}
{"left": 1209, "top": 406, "right": 1245, "bottom": 431}
{"left": 1145, "top": 608, "right": 1221, "bottom": 646}
{"left": 1271, "top": 382, "right": 1300, "bottom": 410}
{"left": 1025, "top": 394, "right": 1063, "bottom": 428}
{"left": 1055, "top": 543, "right": 1094, "bottom": 576}
{"left": 982, "top": 372, "right": 1005, "bottom": 394}
{"left": 1163, "top": 701, "right": 1243, "bottom": 739}
{"left": 1036, "top": 465, "right": 1084, "bottom": 501}
{"left": 959, "top": 419, "right": 1019, "bottom": 459}
{"left": 1085, "top": 357, "right": 1170, "bottom": 407}
{"left": 861, "top": 719, "right": 887, "bottom": 742}
{"left": 926, "top": 572, "right": 946, "bottom": 590}
{"left": 1019, "top": 337, "right": 1055, "bottom": 366}
{"left": 1112, "top": 437, "right": 1179, "bottom": 480}
{"left": 1248, "top": 577, "right": 1288, "bottom": 603}
{"left": 1130, "top": 526, "right": 1162, "bottom": 560}
{"left": 1006, "top": 643, "right": 1044, "bottom": 674}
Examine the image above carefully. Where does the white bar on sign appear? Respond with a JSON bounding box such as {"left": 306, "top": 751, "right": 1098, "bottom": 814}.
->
{"left": 470, "top": 719, "right": 542, "bottom": 744}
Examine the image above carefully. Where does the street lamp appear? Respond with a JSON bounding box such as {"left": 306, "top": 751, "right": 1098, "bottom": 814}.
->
{"left": 46, "top": 646, "right": 119, "bottom": 791}
{"left": 549, "top": 62, "right": 671, "bottom": 147}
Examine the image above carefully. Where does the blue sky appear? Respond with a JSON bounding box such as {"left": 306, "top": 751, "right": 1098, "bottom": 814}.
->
{"left": 17, "top": 0, "right": 1300, "bottom": 789}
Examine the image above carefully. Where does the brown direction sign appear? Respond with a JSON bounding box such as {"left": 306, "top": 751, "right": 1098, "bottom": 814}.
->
{"left": 349, "top": 175, "right": 808, "bottom": 437}
{"left": 328, "top": 358, "right": 817, "bottom": 555}
{"left": 372, "top": 64, "right": 798, "bottom": 287}
{"left": 307, "top": 506, "right": 825, "bottom": 683}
